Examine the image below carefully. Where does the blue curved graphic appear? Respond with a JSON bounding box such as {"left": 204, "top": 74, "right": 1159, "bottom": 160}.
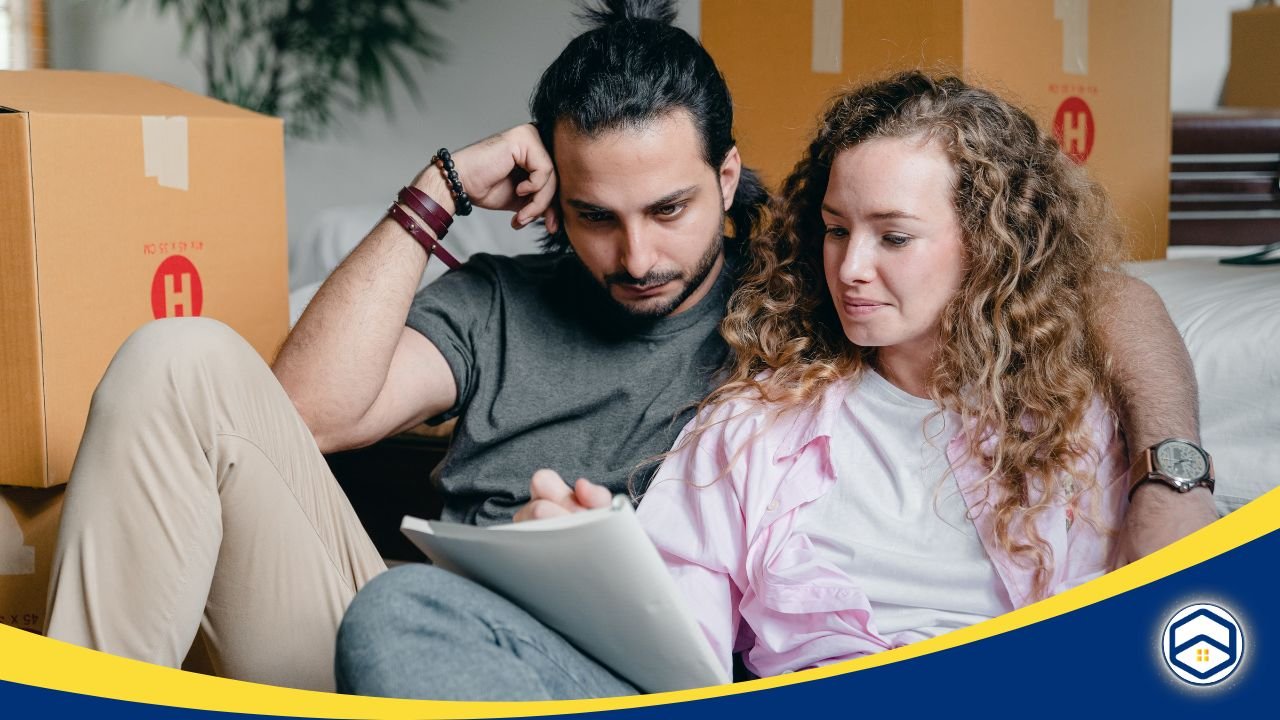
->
{"left": 3, "top": 529, "right": 1277, "bottom": 718}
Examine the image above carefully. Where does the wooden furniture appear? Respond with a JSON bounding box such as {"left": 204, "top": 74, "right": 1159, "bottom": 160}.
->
{"left": 1171, "top": 109, "right": 1280, "bottom": 247}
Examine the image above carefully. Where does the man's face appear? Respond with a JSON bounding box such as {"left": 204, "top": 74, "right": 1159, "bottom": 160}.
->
{"left": 553, "top": 110, "right": 741, "bottom": 319}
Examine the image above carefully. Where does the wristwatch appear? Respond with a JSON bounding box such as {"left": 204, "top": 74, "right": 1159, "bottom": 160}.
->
{"left": 1129, "top": 439, "right": 1215, "bottom": 500}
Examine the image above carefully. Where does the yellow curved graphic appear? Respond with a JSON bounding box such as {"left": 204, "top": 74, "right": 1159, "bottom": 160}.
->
{"left": 1, "top": 486, "right": 1275, "bottom": 719}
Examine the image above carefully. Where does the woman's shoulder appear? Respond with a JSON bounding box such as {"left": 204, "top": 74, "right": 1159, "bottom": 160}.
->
{"left": 677, "top": 377, "right": 851, "bottom": 470}
{"left": 675, "top": 389, "right": 779, "bottom": 460}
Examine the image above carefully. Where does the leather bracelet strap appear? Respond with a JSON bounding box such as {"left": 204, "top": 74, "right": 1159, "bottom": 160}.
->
{"left": 386, "top": 203, "right": 462, "bottom": 270}
{"left": 399, "top": 186, "right": 453, "bottom": 238}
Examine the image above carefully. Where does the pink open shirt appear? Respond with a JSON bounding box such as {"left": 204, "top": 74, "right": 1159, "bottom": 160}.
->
{"left": 635, "top": 379, "right": 1128, "bottom": 679}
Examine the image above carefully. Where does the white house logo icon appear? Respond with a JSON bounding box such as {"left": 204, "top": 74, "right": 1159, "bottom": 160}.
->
{"left": 1161, "top": 603, "right": 1244, "bottom": 686}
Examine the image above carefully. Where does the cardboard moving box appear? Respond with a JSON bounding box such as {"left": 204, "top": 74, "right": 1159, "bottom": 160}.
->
{"left": 1223, "top": 3, "right": 1280, "bottom": 109}
{"left": 0, "top": 70, "right": 289, "bottom": 489}
{"left": 0, "top": 486, "right": 63, "bottom": 633}
{"left": 702, "top": 0, "right": 1172, "bottom": 260}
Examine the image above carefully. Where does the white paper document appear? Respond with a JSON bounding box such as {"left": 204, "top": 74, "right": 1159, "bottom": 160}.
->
{"left": 400, "top": 496, "right": 729, "bottom": 693}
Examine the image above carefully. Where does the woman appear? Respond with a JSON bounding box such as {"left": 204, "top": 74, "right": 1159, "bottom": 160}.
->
{"left": 636, "top": 71, "right": 1129, "bottom": 680}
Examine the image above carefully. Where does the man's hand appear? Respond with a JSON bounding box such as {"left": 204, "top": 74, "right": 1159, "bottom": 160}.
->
{"left": 415, "top": 124, "right": 561, "bottom": 232}
{"left": 513, "top": 469, "right": 612, "bottom": 523}
{"left": 1117, "top": 484, "right": 1220, "bottom": 564}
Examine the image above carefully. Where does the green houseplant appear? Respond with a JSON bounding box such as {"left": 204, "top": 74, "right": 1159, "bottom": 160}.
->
{"left": 136, "top": 0, "right": 451, "bottom": 138}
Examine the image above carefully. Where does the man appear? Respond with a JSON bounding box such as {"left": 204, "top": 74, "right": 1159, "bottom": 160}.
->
{"left": 46, "top": 0, "right": 1215, "bottom": 695}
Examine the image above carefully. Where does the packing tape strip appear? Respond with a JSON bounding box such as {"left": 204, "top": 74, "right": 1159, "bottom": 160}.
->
{"left": 811, "top": 0, "right": 843, "bottom": 74}
{"left": 141, "top": 115, "right": 190, "bottom": 191}
{"left": 1054, "top": 0, "right": 1089, "bottom": 76}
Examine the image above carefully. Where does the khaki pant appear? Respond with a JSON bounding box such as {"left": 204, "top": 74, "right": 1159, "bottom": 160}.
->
{"left": 45, "top": 318, "right": 387, "bottom": 691}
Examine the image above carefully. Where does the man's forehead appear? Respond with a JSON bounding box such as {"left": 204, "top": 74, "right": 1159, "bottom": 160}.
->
{"left": 552, "top": 108, "right": 690, "bottom": 145}
{"left": 552, "top": 111, "right": 706, "bottom": 165}
{"left": 553, "top": 110, "right": 716, "bottom": 204}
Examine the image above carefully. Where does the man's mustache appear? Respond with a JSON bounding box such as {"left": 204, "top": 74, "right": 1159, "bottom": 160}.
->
{"left": 604, "top": 269, "right": 683, "bottom": 289}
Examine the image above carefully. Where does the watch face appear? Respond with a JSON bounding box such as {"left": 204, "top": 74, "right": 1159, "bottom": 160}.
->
{"left": 1155, "top": 441, "right": 1208, "bottom": 482}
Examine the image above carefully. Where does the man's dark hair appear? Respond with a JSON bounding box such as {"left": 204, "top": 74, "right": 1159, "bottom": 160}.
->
{"left": 530, "top": 0, "right": 769, "bottom": 253}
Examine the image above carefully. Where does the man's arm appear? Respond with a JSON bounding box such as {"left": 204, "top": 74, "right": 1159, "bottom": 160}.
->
{"left": 1097, "top": 274, "right": 1219, "bottom": 562}
{"left": 272, "top": 124, "right": 559, "bottom": 454}
{"left": 273, "top": 176, "right": 456, "bottom": 454}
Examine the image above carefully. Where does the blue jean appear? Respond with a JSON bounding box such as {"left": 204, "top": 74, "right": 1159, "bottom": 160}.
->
{"left": 335, "top": 564, "right": 640, "bottom": 700}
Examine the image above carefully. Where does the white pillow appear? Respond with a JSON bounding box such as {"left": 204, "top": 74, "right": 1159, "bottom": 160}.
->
{"left": 1126, "top": 257, "right": 1280, "bottom": 514}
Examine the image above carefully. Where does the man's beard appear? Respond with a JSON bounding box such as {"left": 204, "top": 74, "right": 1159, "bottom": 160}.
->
{"left": 574, "top": 197, "right": 728, "bottom": 321}
{"left": 597, "top": 228, "right": 724, "bottom": 320}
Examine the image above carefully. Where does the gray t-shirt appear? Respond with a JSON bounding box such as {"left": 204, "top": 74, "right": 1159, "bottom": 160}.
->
{"left": 406, "top": 252, "right": 734, "bottom": 525}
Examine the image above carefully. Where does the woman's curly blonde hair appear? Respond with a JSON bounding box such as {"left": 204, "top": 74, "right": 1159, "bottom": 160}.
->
{"left": 702, "top": 71, "right": 1124, "bottom": 597}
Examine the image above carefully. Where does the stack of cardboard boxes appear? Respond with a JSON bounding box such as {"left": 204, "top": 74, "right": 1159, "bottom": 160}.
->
{"left": 702, "top": 0, "right": 1173, "bottom": 260}
{"left": 0, "top": 71, "right": 288, "bottom": 633}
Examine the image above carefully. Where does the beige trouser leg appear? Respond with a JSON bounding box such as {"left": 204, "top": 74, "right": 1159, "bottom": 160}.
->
{"left": 45, "top": 318, "right": 387, "bottom": 691}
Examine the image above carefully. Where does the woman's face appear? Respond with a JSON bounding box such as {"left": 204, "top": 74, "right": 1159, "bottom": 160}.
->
{"left": 821, "top": 136, "right": 966, "bottom": 360}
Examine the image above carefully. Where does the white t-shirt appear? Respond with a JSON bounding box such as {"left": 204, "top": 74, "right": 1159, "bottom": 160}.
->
{"left": 794, "top": 370, "right": 1014, "bottom": 645}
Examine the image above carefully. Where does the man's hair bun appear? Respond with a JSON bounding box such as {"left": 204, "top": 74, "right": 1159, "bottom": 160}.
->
{"left": 577, "top": 0, "right": 678, "bottom": 29}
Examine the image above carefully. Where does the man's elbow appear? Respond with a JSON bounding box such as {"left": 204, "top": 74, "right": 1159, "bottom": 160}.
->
{"left": 272, "top": 364, "right": 345, "bottom": 454}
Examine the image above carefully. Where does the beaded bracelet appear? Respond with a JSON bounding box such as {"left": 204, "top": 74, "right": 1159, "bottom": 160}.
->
{"left": 432, "top": 148, "right": 473, "bottom": 216}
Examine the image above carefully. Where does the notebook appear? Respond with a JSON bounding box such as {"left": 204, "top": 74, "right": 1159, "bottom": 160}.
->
{"left": 400, "top": 496, "right": 728, "bottom": 693}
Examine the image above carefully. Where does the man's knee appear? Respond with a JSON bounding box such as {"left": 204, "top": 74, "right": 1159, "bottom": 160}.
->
{"left": 335, "top": 564, "right": 457, "bottom": 692}
{"left": 337, "top": 565, "right": 501, "bottom": 656}
{"left": 115, "top": 318, "right": 257, "bottom": 369}
{"left": 338, "top": 565, "right": 462, "bottom": 645}
{"left": 96, "top": 318, "right": 266, "bottom": 403}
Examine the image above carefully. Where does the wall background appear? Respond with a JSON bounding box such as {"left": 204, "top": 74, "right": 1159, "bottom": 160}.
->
{"left": 1170, "top": 0, "right": 1253, "bottom": 110}
{"left": 46, "top": 0, "right": 700, "bottom": 261}
{"left": 45, "top": 0, "right": 1247, "bottom": 253}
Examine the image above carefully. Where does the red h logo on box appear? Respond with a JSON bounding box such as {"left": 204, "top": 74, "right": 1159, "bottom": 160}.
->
{"left": 1053, "top": 96, "right": 1095, "bottom": 164}
{"left": 151, "top": 255, "right": 204, "bottom": 319}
